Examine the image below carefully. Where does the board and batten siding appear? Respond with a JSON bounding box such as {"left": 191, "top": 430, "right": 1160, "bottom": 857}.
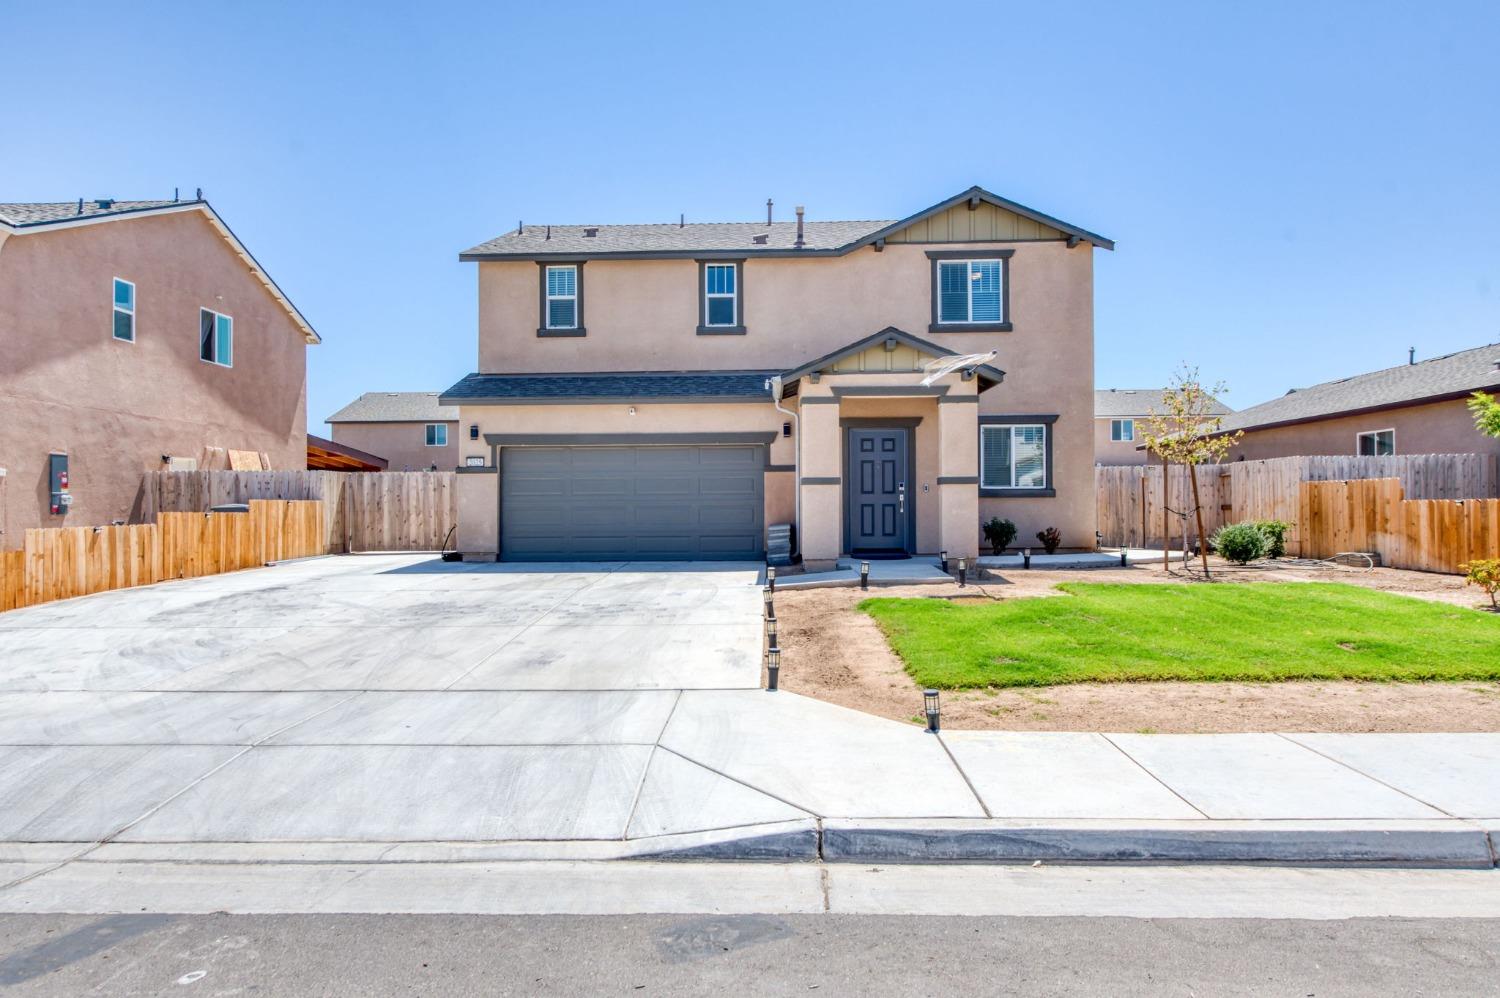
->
{"left": 883, "top": 202, "right": 1065, "bottom": 243}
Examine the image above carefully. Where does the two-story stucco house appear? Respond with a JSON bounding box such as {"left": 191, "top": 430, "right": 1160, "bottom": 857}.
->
{"left": 441, "top": 187, "right": 1111, "bottom": 566}
{"left": 326, "top": 392, "right": 460, "bottom": 471}
{"left": 1094, "top": 388, "right": 1232, "bottom": 466}
{"left": 0, "top": 197, "right": 318, "bottom": 544}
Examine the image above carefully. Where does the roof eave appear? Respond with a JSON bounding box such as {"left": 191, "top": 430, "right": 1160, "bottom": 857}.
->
{"left": 1212, "top": 384, "right": 1500, "bottom": 437}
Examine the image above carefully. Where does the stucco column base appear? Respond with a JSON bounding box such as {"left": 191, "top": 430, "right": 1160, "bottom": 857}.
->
{"left": 938, "top": 483, "right": 980, "bottom": 560}
{"left": 455, "top": 469, "right": 499, "bottom": 558}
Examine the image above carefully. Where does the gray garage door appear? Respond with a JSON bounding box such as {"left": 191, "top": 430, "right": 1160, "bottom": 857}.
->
{"left": 501, "top": 445, "right": 765, "bottom": 561}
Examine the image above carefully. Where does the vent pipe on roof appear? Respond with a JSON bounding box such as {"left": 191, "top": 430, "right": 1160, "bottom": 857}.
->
{"left": 794, "top": 205, "right": 805, "bottom": 249}
{"left": 584, "top": 227, "right": 597, "bottom": 237}
{"left": 75, "top": 198, "right": 83, "bottom": 215}
{"left": 1409, "top": 347, "right": 1416, "bottom": 365}
{"left": 679, "top": 213, "right": 685, "bottom": 228}
{"left": 174, "top": 187, "right": 180, "bottom": 202}
{"left": 766, "top": 198, "right": 773, "bottom": 226}
{"left": 545, "top": 225, "right": 551, "bottom": 240}
{"left": 195, "top": 188, "right": 202, "bottom": 201}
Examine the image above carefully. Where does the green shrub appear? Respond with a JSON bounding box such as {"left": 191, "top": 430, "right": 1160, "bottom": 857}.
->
{"left": 1461, "top": 559, "right": 1500, "bottom": 608}
{"left": 982, "top": 517, "right": 1017, "bottom": 555}
{"left": 1211, "top": 522, "right": 1269, "bottom": 564}
{"left": 1253, "top": 519, "right": 1293, "bottom": 558}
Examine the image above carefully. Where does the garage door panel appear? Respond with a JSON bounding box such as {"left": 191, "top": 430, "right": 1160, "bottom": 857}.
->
{"left": 501, "top": 444, "right": 765, "bottom": 561}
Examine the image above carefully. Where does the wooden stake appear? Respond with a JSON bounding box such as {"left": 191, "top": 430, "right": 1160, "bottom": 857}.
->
{"left": 1189, "top": 461, "right": 1211, "bottom": 578}
{"left": 1161, "top": 450, "right": 1170, "bottom": 572}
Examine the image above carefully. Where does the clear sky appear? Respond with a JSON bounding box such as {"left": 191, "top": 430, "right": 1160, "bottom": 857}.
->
{"left": 3, "top": 1, "right": 1496, "bottom": 428}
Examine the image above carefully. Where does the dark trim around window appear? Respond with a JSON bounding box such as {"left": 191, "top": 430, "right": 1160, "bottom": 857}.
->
{"left": 927, "top": 249, "right": 1014, "bottom": 334}
{"left": 978, "top": 413, "right": 1057, "bottom": 498}
{"left": 537, "top": 261, "right": 586, "bottom": 337}
{"left": 697, "top": 259, "right": 746, "bottom": 335}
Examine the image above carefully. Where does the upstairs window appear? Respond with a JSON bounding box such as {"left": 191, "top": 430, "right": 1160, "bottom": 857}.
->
{"left": 425, "top": 423, "right": 448, "bottom": 446}
{"left": 981, "top": 424, "right": 1048, "bottom": 490}
{"left": 112, "top": 278, "right": 135, "bottom": 342}
{"left": 1357, "top": 429, "right": 1395, "bottom": 456}
{"left": 939, "top": 260, "right": 1003, "bottom": 323}
{"left": 705, "top": 264, "right": 737, "bottom": 325}
{"left": 545, "top": 265, "right": 578, "bottom": 329}
{"left": 1110, "top": 418, "right": 1134, "bottom": 442}
{"left": 199, "top": 308, "right": 233, "bottom": 366}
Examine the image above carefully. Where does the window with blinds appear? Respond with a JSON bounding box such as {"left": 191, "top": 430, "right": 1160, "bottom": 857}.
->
{"left": 981, "top": 424, "right": 1047, "bottom": 489}
{"left": 545, "top": 265, "right": 578, "bottom": 329}
{"left": 938, "top": 259, "right": 1004, "bottom": 324}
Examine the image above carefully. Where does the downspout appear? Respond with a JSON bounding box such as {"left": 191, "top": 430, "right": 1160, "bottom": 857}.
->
{"left": 768, "top": 375, "right": 799, "bottom": 557}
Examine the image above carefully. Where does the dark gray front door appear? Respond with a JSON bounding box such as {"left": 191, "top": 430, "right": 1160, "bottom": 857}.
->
{"left": 847, "top": 428, "right": 909, "bottom": 553}
{"left": 501, "top": 444, "right": 764, "bottom": 561}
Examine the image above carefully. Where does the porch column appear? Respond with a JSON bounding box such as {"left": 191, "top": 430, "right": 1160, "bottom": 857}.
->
{"left": 797, "top": 395, "right": 843, "bottom": 566}
{"left": 455, "top": 467, "right": 499, "bottom": 561}
{"left": 937, "top": 397, "right": 980, "bottom": 559}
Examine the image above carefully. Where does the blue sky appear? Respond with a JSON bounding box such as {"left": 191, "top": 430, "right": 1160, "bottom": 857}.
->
{"left": 4, "top": 1, "right": 1496, "bottom": 428}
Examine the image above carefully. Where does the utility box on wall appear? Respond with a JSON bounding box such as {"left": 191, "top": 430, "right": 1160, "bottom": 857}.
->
{"left": 48, "top": 452, "right": 71, "bottom": 516}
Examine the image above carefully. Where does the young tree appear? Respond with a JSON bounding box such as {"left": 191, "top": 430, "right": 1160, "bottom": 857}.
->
{"left": 1468, "top": 391, "right": 1500, "bottom": 439}
{"left": 1139, "top": 367, "right": 1243, "bottom": 577}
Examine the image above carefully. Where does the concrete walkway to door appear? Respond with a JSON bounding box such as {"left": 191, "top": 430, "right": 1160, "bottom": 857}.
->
{"left": 0, "top": 554, "right": 1496, "bottom": 881}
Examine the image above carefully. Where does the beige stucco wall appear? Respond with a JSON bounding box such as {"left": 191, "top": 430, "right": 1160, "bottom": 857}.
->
{"left": 473, "top": 238, "right": 1097, "bottom": 553}
{"left": 330, "top": 420, "right": 459, "bottom": 472}
{"left": 1226, "top": 398, "right": 1500, "bottom": 461}
{"left": 0, "top": 210, "right": 309, "bottom": 547}
{"left": 1095, "top": 417, "right": 1148, "bottom": 465}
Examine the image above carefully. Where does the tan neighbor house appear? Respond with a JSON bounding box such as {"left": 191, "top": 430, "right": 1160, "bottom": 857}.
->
{"left": 1219, "top": 345, "right": 1500, "bottom": 461}
{"left": 442, "top": 186, "right": 1113, "bottom": 565}
{"left": 0, "top": 197, "right": 318, "bottom": 546}
{"left": 326, "top": 392, "right": 460, "bottom": 471}
{"left": 1094, "top": 388, "right": 1232, "bottom": 466}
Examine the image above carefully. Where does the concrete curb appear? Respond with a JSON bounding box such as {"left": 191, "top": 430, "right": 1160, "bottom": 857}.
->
{"left": 820, "top": 819, "right": 1499, "bottom": 868}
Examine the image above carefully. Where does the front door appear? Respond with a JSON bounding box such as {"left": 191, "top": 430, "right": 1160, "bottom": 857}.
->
{"left": 847, "top": 428, "right": 909, "bottom": 554}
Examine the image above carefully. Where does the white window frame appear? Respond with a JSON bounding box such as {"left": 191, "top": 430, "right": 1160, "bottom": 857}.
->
{"left": 938, "top": 258, "right": 1005, "bottom": 324}
{"left": 425, "top": 423, "right": 448, "bottom": 447}
{"left": 703, "top": 263, "right": 738, "bottom": 327}
{"left": 1110, "top": 418, "right": 1135, "bottom": 442}
{"left": 112, "top": 278, "right": 136, "bottom": 343}
{"left": 544, "top": 265, "right": 579, "bottom": 330}
{"left": 1356, "top": 428, "right": 1395, "bottom": 456}
{"left": 981, "top": 424, "right": 1049, "bottom": 490}
{"left": 199, "top": 307, "right": 233, "bottom": 367}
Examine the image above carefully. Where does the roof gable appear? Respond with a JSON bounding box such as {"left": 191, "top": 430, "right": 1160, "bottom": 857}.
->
{"left": 780, "top": 327, "right": 1005, "bottom": 389}
{"left": 1096, "top": 389, "right": 1232, "bottom": 418}
{"left": 327, "top": 392, "right": 460, "bottom": 423}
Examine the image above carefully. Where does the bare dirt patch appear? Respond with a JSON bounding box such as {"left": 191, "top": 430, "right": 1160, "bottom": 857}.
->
{"left": 772, "top": 561, "right": 1500, "bottom": 733}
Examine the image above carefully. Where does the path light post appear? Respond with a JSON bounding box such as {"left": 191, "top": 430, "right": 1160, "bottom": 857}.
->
{"left": 1023, "top": 548, "right": 1032, "bottom": 570}
{"left": 767, "top": 647, "right": 780, "bottom": 691}
{"left": 924, "top": 689, "right": 941, "bottom": 732}
{"left": 957, "top": 557, "right": 967, "bottom": 588}
{"left": 860, "top": 561, "right": 870, "bottom": 591}
{"left": 766, "top": 565, "right": 776, "bottom": 594}
{"left": 940, "top": 549, "right": 949, "bottom": 573}
{"left": 765, "top": 616, "right": 777, "bottom": 648}
{"left": 763, "top": 585, "right": 774, "bottom": 620}
{"left": 1120, "top": 549, "right": 1129, "bottom": 567}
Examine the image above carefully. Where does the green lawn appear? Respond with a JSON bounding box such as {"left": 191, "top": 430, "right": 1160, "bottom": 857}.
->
{"left": 859, "top": 582, "right": 1500, "bottom": 688}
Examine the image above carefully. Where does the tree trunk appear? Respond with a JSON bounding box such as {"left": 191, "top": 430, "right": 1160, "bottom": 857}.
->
{"left": 1188, "top": 461, "right": 1211, "bottom": 578}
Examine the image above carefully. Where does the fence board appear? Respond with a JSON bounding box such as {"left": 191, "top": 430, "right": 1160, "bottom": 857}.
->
{"left": 1297, "top": 478, "right": 1500, "bottom": 574}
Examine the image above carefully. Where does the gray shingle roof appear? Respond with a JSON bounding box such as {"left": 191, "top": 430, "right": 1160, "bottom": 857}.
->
{"left": 1096, "top": 389, "right": 1232, "bottom": 418}
{"left": 1218, "top": 344, "right": 1500, "bottom": 432}
{"left": 0, "top": 199, "right": 189, "bottom": 226}
{"left": 326, "top": 392, "right": 460, "bottom": 423}
{"left": 460, "top": 186, "right": 1114, "bottom": 259}
{"left": 462, "top": 220, "right": 892, "bottom": 258}
{"left": 440, "top": 371, "right": 777, "bottom": 404}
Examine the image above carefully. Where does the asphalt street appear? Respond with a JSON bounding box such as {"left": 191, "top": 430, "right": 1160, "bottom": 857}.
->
{"left": 1, "top": 912, "right": 1496, "bottom": 996}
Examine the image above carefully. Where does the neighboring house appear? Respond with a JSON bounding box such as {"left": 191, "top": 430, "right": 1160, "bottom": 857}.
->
{"left": 1094, "top": 388, "right": 1232, "bottom": 466}
{"left": 1219, "top": 345, "right": 1500, "bottom": 461}
{"left": 0, "top": 197, "right": 318, "bottom": 545}
{"left": 441, "top": 186, "right": 1112, "bottom": 565}
{"left": 325, "top": 392, "right": 460, "bottom": 471}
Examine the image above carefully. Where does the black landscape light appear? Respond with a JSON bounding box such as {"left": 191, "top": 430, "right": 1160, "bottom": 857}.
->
{"left": 766, "top": 615, "right": 778, "bottom": 648}
{"left": 763, "top": 585, "right": 774, "bottom": 619}
{"left": 767, "top": 564, "right": 777, "bottom": 593}
{"left": 1023, "top": 548, "right": 1032, "bottom": 570}
{"left": 924, "top": 689, "right": 941, "bottom": 732}
{"left": 939, "top": 549, "right": 949, "bottom": 573}
{"left": 767, "top": 647, "right": 781, "bottom": 691}
{"left": 957, "top": 557, "right": 967, "bottom": 588}
{"left": 860, "top": 560, "right": 870, "bottom": 590}
{"left": 1120, "top": 549, "right": 1129, "bottom": 567}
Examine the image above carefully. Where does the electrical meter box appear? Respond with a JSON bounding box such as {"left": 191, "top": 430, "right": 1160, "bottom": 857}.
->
{"left": 48, "top": 453, "right": 71, "bottom": 516}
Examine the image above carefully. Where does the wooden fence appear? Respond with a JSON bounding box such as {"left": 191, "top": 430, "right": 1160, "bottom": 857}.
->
{"left": 1300, "top": 478, "right": 1500, "bottom": 574}
{"left": 142, "top": 470, "right": 456, "bottom": 553}
{"left": 1098, "top": 454, "right": 1500, "bottom": 555}
{"left": 1, "top": 501, "right": 324, "bottom": 612}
